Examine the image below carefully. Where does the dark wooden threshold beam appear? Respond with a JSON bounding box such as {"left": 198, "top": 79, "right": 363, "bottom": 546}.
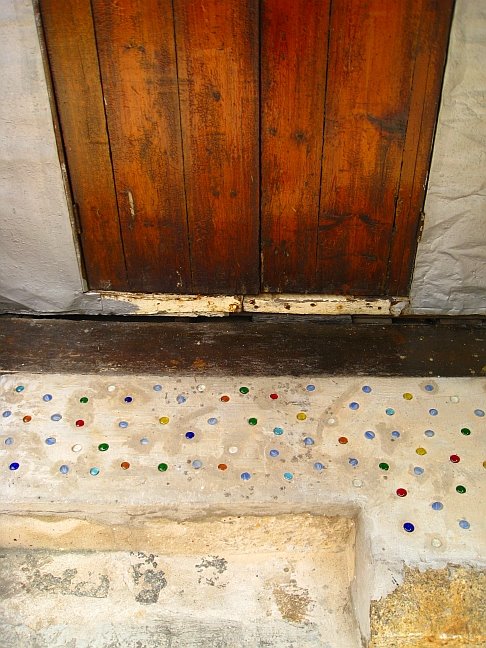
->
{"left": 0, "top": 316, "right": 484, "bottom": 377}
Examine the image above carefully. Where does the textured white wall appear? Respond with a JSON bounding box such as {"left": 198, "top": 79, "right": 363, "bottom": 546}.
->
{"left": 410, "top": 0, "right": 486, "bottom": 315}
{"left": 0, "top": 0, "right": 86, "bottom": 312}
{"left": 0, "top": 0, "right": 484, "bottom": 314}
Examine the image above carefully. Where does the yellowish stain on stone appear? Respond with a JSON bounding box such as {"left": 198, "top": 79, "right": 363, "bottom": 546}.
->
{"left": 273, "top": 584, "right": 312, "bottom": 623}
{"left": 370, "top": 566, "right": 486, "bottom": 647}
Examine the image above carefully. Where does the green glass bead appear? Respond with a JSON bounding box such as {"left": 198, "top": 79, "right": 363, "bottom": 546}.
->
{"left": 158, "top": 463, "right": 168, "bottom": 472}
{"left": 239, "top": 386, "right": 249, "bottom": 394}
{"left": 460, "top": 427, "right": 471, "bottom": 436}
{"left": 98, "top": 443, "right": 109, "bottom": 451}
{"left": 80, "top": 397, "right": 89, "bottom": 404}
{"left": 456, "top": 485, "right": 466, "bottom": 494}
{"left": 248, "top": 417, "right": 257, "bottom": 425}
{"left": 379, "top": 462, "right": 389, "bottom": 471}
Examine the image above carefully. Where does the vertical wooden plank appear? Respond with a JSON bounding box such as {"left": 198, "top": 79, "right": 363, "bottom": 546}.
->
{"left": 40, "top": 0, "right": 128, "bottom": 291}
{"left": 261, "top": 0, "right": 330, "bottom": 293}
{"left": 317, "top": 0, "right": 426, "bottom": 295}
{"left": 386, "top": 0, "right": 454, "bottom": 295}
{"left": 173, "top": 0, "right": 260, "bottom": 295}
{"left": 91, "top": 0, "right": 191, "bottom": 293}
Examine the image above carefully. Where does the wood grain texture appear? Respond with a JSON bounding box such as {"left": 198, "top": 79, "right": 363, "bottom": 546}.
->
{"left": 40, "top": 0, "right": 127, "bottom": 290}
{"left": 317, "top": 0, "right": 426, "bottom": 295}
{"left": 173, "top": 0, "right": 260, "bottom": 294}
{"left": 1, "top": 317, "right": 484, "bottom": 377}
{"left": 91, "top": 0, "right": 192, "bottom": 293}
{"left": 261, "top": 0, "right": 330, "bottom": 293}
{"left": 386, "top": 0, "right": 455, "bottom": 295}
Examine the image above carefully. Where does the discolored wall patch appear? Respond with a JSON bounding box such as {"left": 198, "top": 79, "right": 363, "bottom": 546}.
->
{"left": 370, "top": 565, "right": 486, "bottom": 647}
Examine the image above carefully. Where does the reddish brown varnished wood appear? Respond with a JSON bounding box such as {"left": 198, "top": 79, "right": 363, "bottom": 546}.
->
{"left": 386, "top": 0, "right": 454, "bottom": 295}
{"left": 173, "top": 0, "right": 260, "bottom": 294}
{"left": 261, "top": 0, "right": 331, "bottom": 293}
{"left": 91, "top": 0, "right": 191, "bottom": 293}
{"left": 317, "top": 0, "right": 430, "bottom": 295}
{"left": 41, "top": 0, "right": 453, "bottom": 298}
{"left": 40, "top": 0, "right": 128, "bottom": 290}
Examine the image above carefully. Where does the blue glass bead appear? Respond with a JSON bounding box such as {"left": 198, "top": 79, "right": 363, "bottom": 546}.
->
{"left": 43, "top": 394, "right": 52, "bottom": 402}
{"left": 177, "top": 395, "right": 187, "bottom": 404}
{"left": 459, "top": 519, "right": 470, "bottom": 529}
{"left": 4, "top": 437, "right": 14, "bottom": 445}
{"left": 348, "top": 458, "right": 359, "bottom": 467}
{"left": 241, "top": 472, "right": 251, "bottom": 481}
{"left": 2, "top": 410, "right": 12, "bottom": 418}
{"left": 153, "top": 384, "right": 162, "bottom": 391}
{"left": 474, "top": 409, "right": 485, "bottom": 417}
{"left": 306, "top": 384, "right": 316, "bottom": 392}
{"left": 59, "top": 465, "right": 69, "bottom": 474}
{"left": 414, "top": 466, "right": 424, "bottom": 475}
{"left": 15, "top": 386, "right": 24, "bottom": 393}
{"left": 429, "top": 408, "right": 438, "bottom": 416}
{"left": 391, "top": 430, "right": 400, "bottom": 438}
{"left": 303, "top": 437, "right": 314, "bottom": 446}
{"left": 362, "top": 385, "right": 372, "bottom": 393}
{"left": 207, "top": 417, "right": 218, "bottom": 425}
{"left": 314, "top": 462, "right": 325, "bottom": 471}
{"left": 89, "top": 467, "right": 100, "bottom": 476}
{"left": 364, "top": 431, "right": 375, "bottom": 440}
{"left": 269, "top": 449, "right": 279, "bottom": 457}
{"left": 140, "top": 437, "right": 149, "bottom": 445}
{"left": 51, "top": 414, "right": 62, "bottom": 422}
{"left": 424, "top": 429, "right": 435, "bottom": 437}
{"left": 192, "top": 460, "right": 202, "bottom": 469}
{"left": 431, "top": 501, "right": 443, "bottom": 511}
{"left": 349, "top": 402, "right": 359, "bottom": 410}
{"left": 283, "top": 472, "right": 293, "bottom": 481}
{"left": 403, "top": 522, "right": 415, "bottom": 533}
{"left": 424, "top": 384, "right": 434, "bottom": 391}
{"left": 119, "top": 421, "right": 128, "bottom": 428}
{"left": 185, "top": 431, "right": 195, "bottom": 439}
{"left": 45, "top": 437, "right": 56, "bottom": 445}
{"left": 9, "top": 462, "right": 20, "bottom": 470}
{"left": 273, "top": 427, "right": 284, "bottom": 436}
{"left": 386, "top": 408, "right": 395, "bottom": 416}
{"left": 124, "top": 396, "right": 133, "bottom": 403}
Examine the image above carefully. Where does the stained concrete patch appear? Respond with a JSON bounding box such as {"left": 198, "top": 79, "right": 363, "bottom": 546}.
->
{"left": 130, "top": 551, "right": 167, "bottom": 604}
{"left": 0, "top": 515, "right": 359, "bottom": 647}
{"left": 370, "top": 565, "right": 486, "bottom": 647}
{"left": 273, "top": 583, "right": 312, "bottom": 623}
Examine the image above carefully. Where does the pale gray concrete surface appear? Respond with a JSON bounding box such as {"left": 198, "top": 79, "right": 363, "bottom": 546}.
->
{"left": 0, "top": 0, "right": 485, "bottom": 314}
{"left": 1, "top": 373, "right": 485, "bottom": 645}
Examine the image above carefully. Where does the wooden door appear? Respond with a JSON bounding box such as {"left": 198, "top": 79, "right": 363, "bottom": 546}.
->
{"left": 40, "top": 0, "right": 453, "bottom": 296}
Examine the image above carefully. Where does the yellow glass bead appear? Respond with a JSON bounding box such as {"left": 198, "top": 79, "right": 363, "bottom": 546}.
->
{"left": 403, "top": 392, "right": 413, "bottom": 400}
{"left": 296, "top": 412, "right": 307, "bottom": 421}
{"left": 159, "top": 416, "right": 170, "bottom": 425}
{"left": 416, "top": 447, "right": 427, "bottom": 456}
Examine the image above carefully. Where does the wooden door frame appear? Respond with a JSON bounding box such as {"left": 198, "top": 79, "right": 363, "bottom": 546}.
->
{"left": 34, "top": 0, "right": 453, "bottom": 317}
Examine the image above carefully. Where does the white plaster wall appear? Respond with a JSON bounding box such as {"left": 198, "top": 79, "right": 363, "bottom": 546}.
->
{"left": 0, "top": 0, "right": 86, "bottom": 313}
{"left": 410, "top": 0, "right": 486, "bottom": 315}
{"left": 0, "top": 0, "right": 484, "bottom": 315}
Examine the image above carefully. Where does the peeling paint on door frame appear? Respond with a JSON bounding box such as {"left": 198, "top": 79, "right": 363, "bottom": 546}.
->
{"left": 91, "top": 291, "right": 409, "bottom": 317}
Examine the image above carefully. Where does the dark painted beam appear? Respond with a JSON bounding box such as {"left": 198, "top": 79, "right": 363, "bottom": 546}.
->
{"left": 0, "top": 317, "right": 484, "bottom": 377}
